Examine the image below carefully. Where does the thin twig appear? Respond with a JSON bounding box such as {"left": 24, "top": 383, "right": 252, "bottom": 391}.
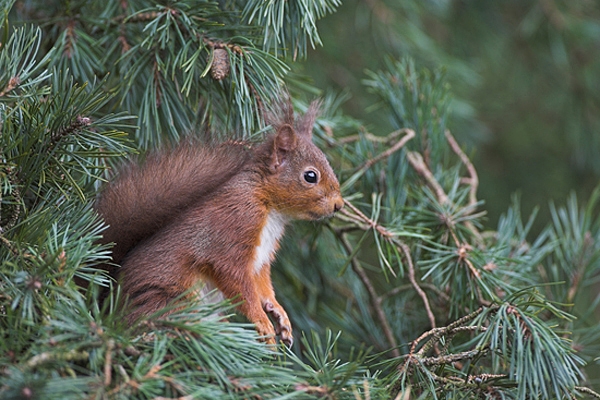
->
{"left": 575, "top": 386, "right": 600, "bottom": 399}
{"left": 340, "top": 199, "right": 436, "bottom": 329}
{"left": 0, "top": 233, "right": 18, "bottom": 256}
{"left": 445, "top": 130, "right": 478, "bottom": 209}
{"left": 444, "top": 130, "right": 483, "bottom": 241}
{"left": 398, "top": 307, "right": 490, "bottom": 385}
{"left": 407, "top": 307, "right": 487, "bottom": 356}
{"left": 421, "top": 348, "right": 485, "bottom": 366}
{"left": 337, "top": 130, "right": 402, "bottom": 145}
{"left": 381, "top": 282, "right": 450, "bottom": 303}
{"left": 339, "top": 233, "right": 401, "bottom": 358}
{"left": 104, "top": 339, "right": 115, "bottom": 387}
{"left": 107, "top": 363, "right": 164, "bottom": 396}
{"left": 341, "top": 199, "right": 396, "bottom": 240}
{"left": 400, "top": 242, "right": 436, "bottom": 329}
{"left": 26, "top": 349, "right": 90, "bottom": 368}
{"left": 339, "top": 128, "right": 415, "bottom": 190}
{"left": 354, "top": 129, "right": 415, "bottom": 173}
{"left": 406, "top": 151, "right": 449, "bottom": 205}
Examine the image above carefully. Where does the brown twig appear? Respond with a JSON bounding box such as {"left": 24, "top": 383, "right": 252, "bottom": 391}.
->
{"left": 113, "top": 10, "right": 167, "bottom": 24}
{"left": 26, "top": 349, "right": 90, "bottom": 368}
{"left": 339, "top": 233, "right": 401, "bottom": 358}
{"left": 0, "top": 76, "right": 20, "bottom": 97}
{"left": 118, "top": 23, "right": 131, "bottom": 54}
{"left": 0, "top": 233, "right": 18, "bottom": 256}
{"left": 337, "top": 130, "right": 402, "bottom": 145}
{"left": 340, "top": 199, "right": 396, "bottom": 240}
{"left": 382, "top": 282, "right": 450, "bottom": 303}
{"left": 63, "top": 20, "right": 76, "bottom": 59}
{"left": 400, "top": 242, "right": 436, "bottom": 329}
{"left": 405, "top": 132, "right": 483, "bottom": 246}
{"left": 106, "top": 363, "right": 176, "bottom": 396}
{"left": 406, "top": 307, "right": 487, "bottom": 358}
{"left": 445, "top": 130, "right": 478, "bottom": 209}
{"left": 406, "top": 151, "right": 449, "bottom": 205}
{"left": 203, "top": 37, "right": 244, "bottom": 56}
{"left": 467, "top": 373, "right": 507, "bottom": 383}
{"left": 340, "top": 199, "right": 437, "bottom": 330}
{"left": 354, "top": 128, "right": 415, "bottom": 172}
{"left": 421, "top": 348, "right": 485, "bottom": 366}
{"left": 575, "top": 386, "right": 600, "bottom": 399}
{"left": 104, "top": 339, "right": 115, "bottom": 387}
{"left": 396, "top": 306, "right": 491, "bottom": 395}
{"left": 406, "top": 138, "right": 486, "bottom": 292}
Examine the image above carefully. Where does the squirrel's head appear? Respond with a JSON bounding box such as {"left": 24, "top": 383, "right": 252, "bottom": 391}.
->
{"left": 257, "top": 99, "right": 343, "bottom": 220}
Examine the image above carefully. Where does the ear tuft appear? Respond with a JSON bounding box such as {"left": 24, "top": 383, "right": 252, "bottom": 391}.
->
{"left": 296, "top": 99, "right": 321, "bottom": 139}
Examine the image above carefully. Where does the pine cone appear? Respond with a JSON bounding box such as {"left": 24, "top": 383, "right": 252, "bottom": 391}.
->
{"left": 210, "top": 48, "right": 230, "bottom": 80}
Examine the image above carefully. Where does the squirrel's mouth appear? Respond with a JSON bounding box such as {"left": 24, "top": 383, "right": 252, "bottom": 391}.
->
{"left": 306, "top": 208, "right": 338, "bottom": 220}
{"left": 307, "top": 211, "right": 327, "bottom": 220}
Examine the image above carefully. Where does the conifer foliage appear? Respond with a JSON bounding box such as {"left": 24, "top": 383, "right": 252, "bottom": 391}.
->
{"left": 1, "top": 1, "right": 599, "bottom": 399}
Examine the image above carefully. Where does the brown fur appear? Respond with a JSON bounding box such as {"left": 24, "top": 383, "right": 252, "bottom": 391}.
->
{"left": 96, "top": 100, "right": 343, "bottom": 346}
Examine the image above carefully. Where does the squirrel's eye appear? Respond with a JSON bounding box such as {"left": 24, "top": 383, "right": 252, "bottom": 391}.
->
{"left": 304, "top": 170, "right": 318, "bottom": 184}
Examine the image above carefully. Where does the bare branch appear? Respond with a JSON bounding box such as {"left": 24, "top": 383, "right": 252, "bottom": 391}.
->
{"left": 354, "top": 129, "right": 415, "bottom": 173}
{"left": 575, "top": 386, "right": 600, "bottom": 399}
{"left": 406, "top": 151, "right": 449, "bottom": 205}
{"left": 337, "top": 130, "right": 402, "bottom": 145}
{"left": 338, "top": 233, "right": 401, "bottom": 358}
{"left": 0, "top": 76, "right": 20, "bottom": 97}
{"left": 400, "top": 242, "right": 436, "bottom": 329}
{"left": 339, "top": 198, "right": 437, "bottom": 335}
{"left": 445, "top": 130, "right": 478, "bottom": 208}
{"left": 104, "top": 339, "right": 115, "bottom": 387}
{"left": 421, "top": 348, "right": 485, "bottom": 366}
{"left": 382, "top": 282, "right": 450, "bottom": 303}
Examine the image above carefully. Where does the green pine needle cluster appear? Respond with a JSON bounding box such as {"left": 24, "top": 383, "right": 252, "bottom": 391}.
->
{"left": 1, "top": 1, "right": 600, "bottom": 399}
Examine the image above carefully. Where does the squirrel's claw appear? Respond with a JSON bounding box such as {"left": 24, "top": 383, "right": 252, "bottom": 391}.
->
{"left": 279, "top": 326, "right": 293, "bottom": 348}
{"left": 263, "top": 301, "right": 293, "bottom": 348}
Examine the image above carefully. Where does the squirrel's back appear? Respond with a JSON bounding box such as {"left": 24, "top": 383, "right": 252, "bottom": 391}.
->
{"left": 95, "top": 140, "right": 251, "bottom": 268}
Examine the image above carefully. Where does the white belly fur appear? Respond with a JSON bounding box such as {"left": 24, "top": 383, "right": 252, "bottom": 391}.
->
{"left": 253, "top": 211, "right": 287, "bottom": 274}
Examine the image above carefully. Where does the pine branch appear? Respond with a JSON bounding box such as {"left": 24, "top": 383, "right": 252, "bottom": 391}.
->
{"left": 49, "top": 115, "right": 92, "bottom": 148}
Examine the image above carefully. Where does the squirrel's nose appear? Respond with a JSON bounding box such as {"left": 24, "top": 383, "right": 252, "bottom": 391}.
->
{"left": 333, "top": 198, "right": 344, "bottom": 213}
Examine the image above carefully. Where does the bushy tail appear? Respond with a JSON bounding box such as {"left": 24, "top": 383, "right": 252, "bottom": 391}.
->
{"left": 95, "top": 140, "right": 250, "bottom": 268}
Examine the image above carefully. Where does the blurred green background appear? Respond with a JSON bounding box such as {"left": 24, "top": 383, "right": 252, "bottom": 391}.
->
{"left": 300, "top": 0, "right": 600, "bottom": 231}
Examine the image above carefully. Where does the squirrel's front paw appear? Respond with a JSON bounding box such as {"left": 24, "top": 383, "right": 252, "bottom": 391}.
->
{"left": 263, "top": 301, "right": 293, "bottom": 347}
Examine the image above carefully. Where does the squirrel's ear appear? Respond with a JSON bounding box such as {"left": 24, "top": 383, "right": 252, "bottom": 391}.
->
{"left": 270, "top": 124, "right": 297, "bottom": 172}
{"left": 275, "top": 124, "right": 297, "bottom": 151}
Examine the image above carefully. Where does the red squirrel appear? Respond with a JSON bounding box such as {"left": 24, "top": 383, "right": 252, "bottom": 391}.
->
{"left": 95, "top": 99, "right": 343, "bottom": 346}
